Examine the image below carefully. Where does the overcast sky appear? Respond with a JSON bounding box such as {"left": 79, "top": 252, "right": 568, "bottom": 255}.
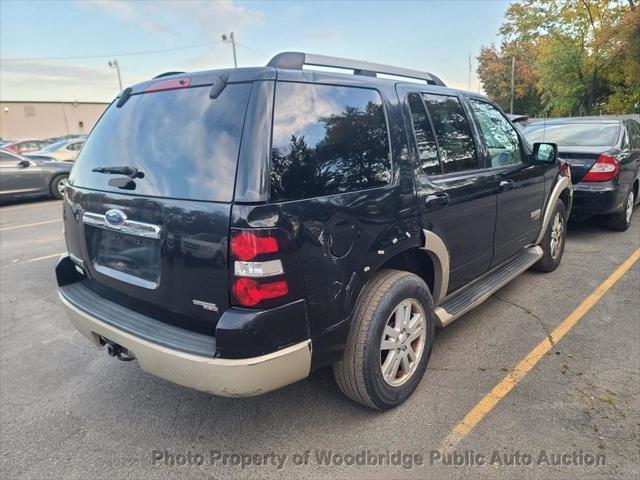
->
{"left": 0, "top": 0, "right": 510, "bottom": 102}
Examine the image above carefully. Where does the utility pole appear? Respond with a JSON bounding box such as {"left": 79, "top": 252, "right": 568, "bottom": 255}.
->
{"left": 108, "top": 60, "right": 123, "bottom": 91}
{"left": 222, "top": 32, "right": 237, "bottom": 68}
{"left": 509, "top": 56, "right": 515, "bottom": 114}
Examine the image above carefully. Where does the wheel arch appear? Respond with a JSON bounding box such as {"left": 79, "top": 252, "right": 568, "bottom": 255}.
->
{"left": 379, "top": 230, "right": 449, "bottom": 306}
{"left": 535, "top": 175, "right": 572, "bottom": 246}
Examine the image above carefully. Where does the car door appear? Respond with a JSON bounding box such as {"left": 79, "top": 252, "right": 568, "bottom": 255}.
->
{"left": 0, "top": 151, "right": 45, "bottom": 198}
{"left": 467, "top": 98, "right": 546, "bottom": 267}
{"left": 401, "top": 87, "right": 497, "bottom": 292}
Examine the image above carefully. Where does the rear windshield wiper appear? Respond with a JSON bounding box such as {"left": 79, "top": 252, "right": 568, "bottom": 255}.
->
{"left": 92, "top": 166, "right": 144, "bottom": 179}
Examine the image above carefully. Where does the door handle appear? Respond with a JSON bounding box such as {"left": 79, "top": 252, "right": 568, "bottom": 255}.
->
{"left": 499, "top": 180, "right": 515, "bottom": 192}
{"left": 425, "top": 192, "right": 450, "bottom": 210}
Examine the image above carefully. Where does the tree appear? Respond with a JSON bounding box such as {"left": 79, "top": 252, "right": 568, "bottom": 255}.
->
{"left": 477, "top": 43, "right": 540, "bottom": 114}
{"left": 477, "top": 0, "right": 634, "bottom": 116}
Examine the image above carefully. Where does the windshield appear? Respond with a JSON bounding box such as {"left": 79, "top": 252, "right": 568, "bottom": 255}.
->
{"left": 70, "top": 83, "right": 252, "bottom": 202}
{"left": 40, "top": 140, "right": 68, "bottom": 152}
{"left": 522, "top": 123, "right": 620, "bottom": 147}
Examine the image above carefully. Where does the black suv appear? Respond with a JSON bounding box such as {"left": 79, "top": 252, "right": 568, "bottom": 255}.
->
{"left": 56, "top": 52, "right": 572, "bottom": 409}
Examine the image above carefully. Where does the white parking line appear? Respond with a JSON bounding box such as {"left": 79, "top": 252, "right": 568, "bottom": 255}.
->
{"left": 0, "top": 201, "right": 62, "bottom": 213}
{"left": 26, "top": 252, "right": 64, "bottom": 263}
{"left": 0, "top": 219, "right": 61, "bottom": 232}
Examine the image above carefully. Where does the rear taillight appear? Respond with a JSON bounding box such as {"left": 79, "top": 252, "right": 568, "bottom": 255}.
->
{"left": 582, "top": 154, "right": 619, "bottom": 182}
{"left": 232, "top": 278, "right": 289, "bottom": 307}
{"left": 230, "top": 230, "right": 289, "bottom": 307}
{"left": 231, "top": 231, "right": 279, "bottom": 261}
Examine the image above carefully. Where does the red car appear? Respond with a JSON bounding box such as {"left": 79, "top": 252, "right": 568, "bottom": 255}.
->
{"left": 3, "top": 140, "right": 52, "bottom": 154}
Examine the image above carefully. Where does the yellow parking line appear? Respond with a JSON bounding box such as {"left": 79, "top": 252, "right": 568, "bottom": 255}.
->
{"left": 26, "top": 252, "right": 64, "bottom": 263}
{"left": 0, "top": 201, "right": 61, "bottom": 213}
{"left": 0, "top": 219, "right": 61, "bottom": 232}
{"left": 443, "top": 248, "right": 640, "bottom": 447}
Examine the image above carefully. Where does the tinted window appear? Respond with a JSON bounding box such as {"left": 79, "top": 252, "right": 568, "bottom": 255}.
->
{"left": 522, "top": 123, "right": 620, "bottom": 147}
{"left": 422, "top": 94, "right": 478, "bottom": 173}
{"left": 627, "top": 122, "right": 640, "bottom": 149}
{"left": 470, "top": 100, "right": 522, "bottom": 167}
{"left": 270, "top": 82, "right": 390, "bottom": 201}
{"left": 408, "top": 93, "right": 441, "bottom": 175}
{"left": 71, "top": 84, "right": 252, "bottom": 202}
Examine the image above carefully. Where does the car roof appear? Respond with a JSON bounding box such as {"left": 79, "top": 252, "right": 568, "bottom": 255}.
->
{"left": 127, "top": 65, "right": 491, "bottom": 104}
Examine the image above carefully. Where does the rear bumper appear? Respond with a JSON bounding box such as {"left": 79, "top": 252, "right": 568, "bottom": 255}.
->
{"left": 571, "top": 181, "right": 624, "bottom": 216}
{"left": 59, "top": 292, "right": 312, "bottom": 397}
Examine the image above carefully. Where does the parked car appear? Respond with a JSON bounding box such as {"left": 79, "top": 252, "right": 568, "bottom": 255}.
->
{"left": 26, "top": 138, "right": 85, "bottom": 162}
{"left": 56, "top": 52, "right": 572, "bottom": 409}
{"left": 0, "top": 149, "right": 72, "bottom": 201}
{"left": 3, "top": 139, "right": 52, "bottom": 154}
{"left": 522, "top": 118, "right": 640, "bottom": 230}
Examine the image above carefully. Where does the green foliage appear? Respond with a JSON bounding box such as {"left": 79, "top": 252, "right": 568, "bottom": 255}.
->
{"left": 477, "top": 0, "right": 639, "bottom": 116}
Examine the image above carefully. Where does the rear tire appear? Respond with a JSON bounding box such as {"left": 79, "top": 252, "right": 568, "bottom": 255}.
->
{"left": 606, "top": 188, "right": 634, "bottom": 232}
{"left": 333, "top": 269, "right": 435, "bottom": 410}
{"left": 50, "top": 174, "right": 68, "bottom": 200}
{"left": 533, "top": 199, "right": 567, "bottom": 272}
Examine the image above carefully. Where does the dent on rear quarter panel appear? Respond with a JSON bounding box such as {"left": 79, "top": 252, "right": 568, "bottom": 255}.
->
{"left": 233, "top": 77, "right": 421, "bottom": 369}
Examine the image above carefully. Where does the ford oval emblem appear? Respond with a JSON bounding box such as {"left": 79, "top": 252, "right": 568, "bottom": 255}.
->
{"left": 105, "top": 209, "right": 127, "bottom": 227}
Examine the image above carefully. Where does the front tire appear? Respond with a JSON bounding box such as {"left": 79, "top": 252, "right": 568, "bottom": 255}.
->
{"left": 333, "top": 269, "right": 435, "bottom": 410}
{"left": 606, "top": 188, "right": 634, "bottom": 232}
{"left": 533, "top": 199, "right": 567, "bottom": 272}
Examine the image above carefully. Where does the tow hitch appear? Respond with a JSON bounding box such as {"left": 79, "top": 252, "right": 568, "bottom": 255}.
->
{"left": 99, "top": 336, "right": 135, "bottom": 361}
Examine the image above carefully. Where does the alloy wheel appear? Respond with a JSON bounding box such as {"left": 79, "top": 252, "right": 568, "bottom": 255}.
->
{"left": 550, "top": 212, "right": 564, "bottom": 260}
{"left": 380, "top": 299, "right": 427, "bottom": 387}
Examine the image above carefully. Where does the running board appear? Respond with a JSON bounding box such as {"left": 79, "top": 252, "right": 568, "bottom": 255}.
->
{"left": 435, "top": 246, "right": 543, "bottom": 327}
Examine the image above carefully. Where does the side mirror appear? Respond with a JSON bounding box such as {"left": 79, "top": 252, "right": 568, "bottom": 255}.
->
{"left": 17, "top": 159, "right": 31, "bottom": 168}
{"left": 533, "top": 142, "right": 558, "bottom": 164}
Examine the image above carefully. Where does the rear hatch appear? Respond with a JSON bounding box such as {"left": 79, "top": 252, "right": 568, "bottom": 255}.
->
{"left": 63, "top": 78, "right": 253, "bottom": 335}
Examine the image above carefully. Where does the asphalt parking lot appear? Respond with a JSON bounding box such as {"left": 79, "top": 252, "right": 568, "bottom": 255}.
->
{"left": 0, "top": 198, "right": 638, "bottom": 480}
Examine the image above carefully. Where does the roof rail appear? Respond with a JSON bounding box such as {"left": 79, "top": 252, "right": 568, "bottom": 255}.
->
{"left": 267, "top": 52, "right": 446, "bottom": 87}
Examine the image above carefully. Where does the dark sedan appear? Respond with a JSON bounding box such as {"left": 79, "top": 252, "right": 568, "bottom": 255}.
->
{"left": 0, "top": 149, "right": 73, "bottom": 202}
{"left": 522, "top": 118, "right": 640, "bottom": 231}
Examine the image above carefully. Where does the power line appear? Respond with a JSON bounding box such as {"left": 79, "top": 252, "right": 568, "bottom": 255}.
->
{"left": 1, "top": 40, "right": 224, "bottom": 62}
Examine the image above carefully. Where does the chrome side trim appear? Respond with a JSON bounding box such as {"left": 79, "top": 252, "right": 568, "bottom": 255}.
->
{"left": 534, "top": 176, "right": 571, "bottom": 246}
{"left": 435, "top": 245, "right": 543, "bottom": 327}
{"left": 59, "top": 291, "right": 312, "bottom": 397}
{"left": 82, "top": 212, "right": 161, "bottom": 239}
{"left": 419, "top": 230, "right": 450, "bottom": 305}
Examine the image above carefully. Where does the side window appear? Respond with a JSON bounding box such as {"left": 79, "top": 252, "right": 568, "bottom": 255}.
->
{"left": 470, "top": 100, "right": 523, "bottom": 167}
{"left": 270, "top": 82, "right": 391, "bottom": 201}
{"left": 422, "top": 94, "right": 478, "bottom": 174}
{"left": 628, "top": 122, "right": 640, "bottom": 150}
{"left": 67, "top": 142, "right": 82, "bottom": 151}
{"left": 407, "top": 93, "right": 441, "bottom": 176}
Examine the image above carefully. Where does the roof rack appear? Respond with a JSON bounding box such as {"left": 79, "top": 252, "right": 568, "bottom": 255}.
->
{"left": 267, "top": 52, "right": 446, "bottom": 87}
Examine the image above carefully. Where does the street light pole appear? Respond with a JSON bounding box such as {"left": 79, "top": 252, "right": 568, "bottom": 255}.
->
{"left": 108, "top": 60, "right": 123, "bottom": 91}
{"left": 222, "top": 32, "right": 237, "bottom": 68}
{"left": 509, "top": 56, "right": 515, "bottom": 114}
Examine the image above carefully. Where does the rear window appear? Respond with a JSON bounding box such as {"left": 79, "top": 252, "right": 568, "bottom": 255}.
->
{"left": 270, "top": 82, "right": 391, "bottom": 202}
{"left": 522, "top": 123, "right": 620, "bottom": 147}
{"left": 70, "top": 83, "right": 252, "bottom": 202}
